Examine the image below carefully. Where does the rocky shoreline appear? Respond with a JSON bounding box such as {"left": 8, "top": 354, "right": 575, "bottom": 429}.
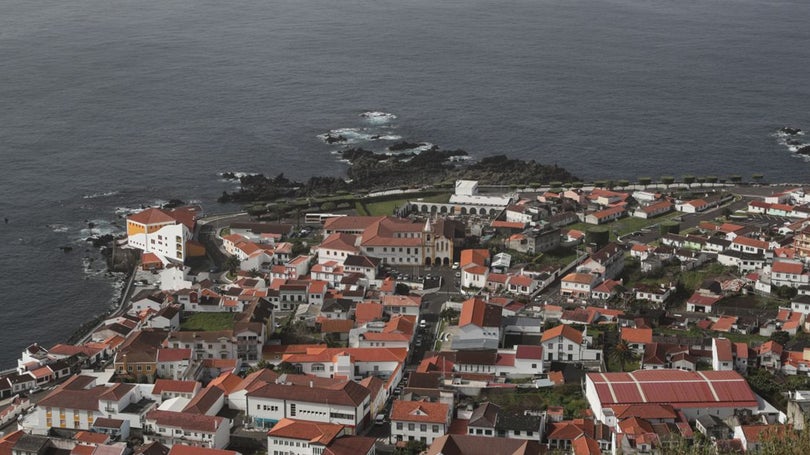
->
{"left": 218, "top": 146, "right": 579, "bottom": 206}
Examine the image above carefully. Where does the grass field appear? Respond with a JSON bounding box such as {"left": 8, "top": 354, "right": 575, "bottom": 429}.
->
{"left": 180, "top": 312, "right": 236, "bottom": 331}
{"left": 357, "top": 193, "right": 451, "bottom": 216}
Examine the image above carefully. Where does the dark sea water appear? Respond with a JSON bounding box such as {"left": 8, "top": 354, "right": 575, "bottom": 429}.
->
{"left": 1, "top": 0, "right": 809, "bottom": 367}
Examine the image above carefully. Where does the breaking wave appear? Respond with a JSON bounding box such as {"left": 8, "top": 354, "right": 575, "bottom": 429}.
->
{"left": 82, "top": 190, "right": 120, "bottom": 199}
{"left": 360, "top": 111, "right": 397, "bottom": 124}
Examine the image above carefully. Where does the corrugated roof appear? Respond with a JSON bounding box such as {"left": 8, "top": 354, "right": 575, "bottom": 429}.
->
{"left": 587, "top": 370, "right": 758, "bottom": 408}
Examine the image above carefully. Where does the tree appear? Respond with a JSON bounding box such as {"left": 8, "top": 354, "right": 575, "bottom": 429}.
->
{"left": 638, "top": 177, "right": 652, "bottom": 187}
{"left": 610, "top": 340, "right": 636, "bottom": 372}
{"left": 394, "top": 283, "right": 410, "bottom": 295}
{"left": 660, "top": 176, "right": 675, "bottom": 189}
{"left": 617, "top": 179, "right": 630, "bottom": 188}
{"left": 682, "top": 175, "right": 696, "bottom": 187}
{"left": 775, "top": 285, "right": 798, "bottom": 300}
{"left": 705, "top": 176, "right": 718, "bottom": 184}
{"left": 440, "top": 308, "right": 460, "bottom": 322}
{"left": 752, "top": 173, "right": 764, "bottom": 184}
{"left": 320, "top": 201, "right": 336, "bottom": 211}
{"left": 224, "top": 255, "right": 241, "bottom": 274}
{"left": 729, "top": 175, "right": 743, "bottom": 184}
{"left": 394, "top": 440, "right": 426, "bottom": 455}
{"left": 276, "top": 361, "right": 297, "bottom": 374}
{"left": 770, "top": 330, "right": 790, "bottom": 347}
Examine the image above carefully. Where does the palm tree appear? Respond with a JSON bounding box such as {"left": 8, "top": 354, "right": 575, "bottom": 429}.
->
{"left": 610, "top": 340, "right": 637, "bottom": 372}
{"left": 224, "top": 255, "right": 241, "bottom": 275}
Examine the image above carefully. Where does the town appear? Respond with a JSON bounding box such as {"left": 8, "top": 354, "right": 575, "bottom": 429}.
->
{"left": 4, "top": 177, "right": 810, "bottom": 455}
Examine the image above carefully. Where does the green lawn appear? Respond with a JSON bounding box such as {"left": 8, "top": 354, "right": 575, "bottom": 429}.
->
{"left": 180, "top": 313, "right": 236, "bottom": 331}
{"left": 358, "top": 192, "right": 451, "bottom": 216}
{"left": 483, "top": 384, "right": 588, "bottom": 419}
{"left": 530, "top": 246, "right": 580, "bottom": 268}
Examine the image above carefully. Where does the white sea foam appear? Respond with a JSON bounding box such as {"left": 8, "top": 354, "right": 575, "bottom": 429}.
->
{"left": 78, "top": 219, "right": 124, "bottom": 239}
{"left": 360, "top": 111, "right": 397, "bottom": 124}
{"left": 82, "top": 190, "right": 119, "bottom": 199}
{"left": 385, "top": 142, "right": 435, "bottom": 155}
{"left": 317, "top": 127, "right": 403, "bottom": 145}
{"left": 47, "top": 224, "right": 69, "bottom": 233}
{"left": 219, "top": 171, "right": 259, "bottom": 181}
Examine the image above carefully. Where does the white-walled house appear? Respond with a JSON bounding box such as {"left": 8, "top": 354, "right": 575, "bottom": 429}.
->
{"left": 143, "top": 410, "right": 230, "bottom": 449}
{"left": 280, "top": 347, "right": 407, "bottom": 383}
{"left": 29, "top": 376, "right": 154, "bottom": 435}
{"left": 390, "top": 400, "right": 451, "bottom": 446}
{"left": 541, "top": 325, "right": 601, "bottom": 363}
{"left": 245, "top": 379, "right": 371, "bottom": 432}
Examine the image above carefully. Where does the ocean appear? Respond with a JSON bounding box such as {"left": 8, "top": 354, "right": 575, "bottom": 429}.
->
{"left": 1, "top": 0, "right": 809, "bottom": 367}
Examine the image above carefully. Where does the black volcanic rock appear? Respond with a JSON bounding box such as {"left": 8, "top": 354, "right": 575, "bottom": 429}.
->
{"left": 780, "top": 127, "right": 802, "bottom": 135}
{"left": 388, "top": 141, "right": 426, "bottom": 152}
{"left": 324, "top": 134, "right": 348, "bottom": 144}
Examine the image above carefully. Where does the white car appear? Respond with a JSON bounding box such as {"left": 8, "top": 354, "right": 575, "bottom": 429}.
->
{"left": 452, "top": 262, "right": 460, "bottom": 269}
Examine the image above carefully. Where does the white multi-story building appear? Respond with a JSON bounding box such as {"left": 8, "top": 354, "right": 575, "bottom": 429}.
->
{"left": 267, "top": 418, "right": 345, "bottom": 455}
{"left": 772, "top": 260, "right": 809, "bottom": 288}
{"left": 29, "top": 376, "right": 153, "bottom": 434}
{"left": 144, "top": 410, "right": 230, "bottom": 449}
{"left": 127, "top": 208, "right": 198, "bottom": 262}
{"left": 541, "top": 325, "right": 601, "bottom": 363}
{"left": 390, "top": 400, "right": 451, "bottom": 446}
{"left": 165, "top": 331, "right": 236, "bottom": 361}
{"left": 245, "top": 379, "right": 371, "bottom": 432}
{"left": 280, "top": 347, "right": 406, "bottom": 383}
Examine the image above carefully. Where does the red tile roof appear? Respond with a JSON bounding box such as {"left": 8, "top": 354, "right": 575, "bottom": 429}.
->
{"left": 621, "top": 328, "right": 653, "bottom": 344}
{"left": 267, "top": 418, "right": 344, "bottom": 445}
{"left": 128, "top": 208, "right": 178, "bottom": 226}
{"left": 687, "top": 292, "right": 721, "bottom": 308}
{"left": 152, "top": 379, "right": 199, "bottom": 395}
{"left": 759, "top": 340, "right": 783, "bottom": 355}
{"left": 168, "top": 446, "right": 240, "bottom": 455}
{"left": 157, "top": 348, "right": 192, "bottom": 362}
{"left": 542, "top": 324, "right": 583, "bottom": 344}
{"left": 561, "top": 272, "right": 596, "bottom": 285}
{"left": 773, "top": 261, "right": 804, "bottom": 275}
{"left": 381, "top": 295, "right": 422, "bottom": 307}
{"left": 391, "top": 400, "right": 449, "bottom": 424}
{"left": 459, "top": 298, "right": 501, "bottom": 328}
{"left": 711, "top": 316, "right": 737, "bottom": 333}
{"left": 491, "top": 220, "right": 526, "bottom": 229}
{"left": 516, "top": 345, "right": 543, "bottom": 360}
{"left": 733, "top": 236, "right": 769, "bottom": 250}
{"left": 460, "top": 249, "right": 490, "bottom": 267}
{"left": 146, "top": 410, "right": 224, "bottom": 432}
{"left": 75, "top": 431, "right": 110, "bottom": 444}
{"left": 714, "top": 338, "right": 733, "bottom": 362}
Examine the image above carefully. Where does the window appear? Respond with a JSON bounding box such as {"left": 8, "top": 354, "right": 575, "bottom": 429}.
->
{"left": 420, "top": 424, "right": 427, "bottom": 432}
{"left": 408, "top": 423, "right": 415, "bottom": 431}
{"left": 396, "top": 422, "right": 403, "bottom": 430}
{"left": 432, "top": 425, "right": 439, "bottom": 433}
{"left": 290, "top": 404, "right": 296, "bottom": 416}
